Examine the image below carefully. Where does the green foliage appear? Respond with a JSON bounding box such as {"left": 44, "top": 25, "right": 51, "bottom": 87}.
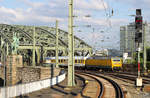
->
{"left": 131, "top": 49, "right": 150, "bottom": 70}
{"left": 126, "top": 59, "right": 132, "bottom": 64}
{"left": 147, "top": 48, "right": 150, "bottom": 61}
{"left": 147, "top": 61, "right": 150, "bottom": 69}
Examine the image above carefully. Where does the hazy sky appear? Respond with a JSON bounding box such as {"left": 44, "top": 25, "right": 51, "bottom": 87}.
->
{"left": 0, "top": 0, "right": 150, "bottom": 50}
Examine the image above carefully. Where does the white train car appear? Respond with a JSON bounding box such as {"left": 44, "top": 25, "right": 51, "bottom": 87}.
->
{"left": 43, "top": 56, "right": 88, "bottom": 68}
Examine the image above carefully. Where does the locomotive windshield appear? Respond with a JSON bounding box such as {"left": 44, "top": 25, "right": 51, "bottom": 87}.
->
{"left": 113, "top": 60, "right": 120, "bottom": 61}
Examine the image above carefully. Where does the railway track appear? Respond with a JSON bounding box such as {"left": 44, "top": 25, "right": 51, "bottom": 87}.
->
{"left": 102, "top": 72, "right": 150, "bottom": 84}
{"left": 76, "top": 73, "right": 103, "bottom": 98}
{"left": 76, "top": 71, "right": 124, "bottom": 98}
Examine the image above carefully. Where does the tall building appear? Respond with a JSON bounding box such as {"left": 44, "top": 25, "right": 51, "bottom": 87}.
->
{"left": 120, "top": 23, "right": 135, "bottom": 57}
{"left": 120, "top": 22, "right": 150, "bottom": 57}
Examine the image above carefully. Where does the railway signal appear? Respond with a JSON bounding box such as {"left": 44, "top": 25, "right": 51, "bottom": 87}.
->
{"left": 135, "top": 9, "right": 143, "bottom": 87}
{"left": 135, "top": 9, "right": 143, "bottom": 43}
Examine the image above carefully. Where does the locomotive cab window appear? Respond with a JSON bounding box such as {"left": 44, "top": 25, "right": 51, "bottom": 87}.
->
{"left": 113, "top": 60, "right": 120, "bottom": 61}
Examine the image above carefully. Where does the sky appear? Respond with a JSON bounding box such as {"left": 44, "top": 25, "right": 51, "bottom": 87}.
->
{"left": 0, "top": 0, "right": 150, "bottom": 50}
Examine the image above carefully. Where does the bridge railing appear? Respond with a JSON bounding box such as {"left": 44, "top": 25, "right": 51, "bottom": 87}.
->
{"left": 0, "top": 72, "right": 66, "bottom": 98}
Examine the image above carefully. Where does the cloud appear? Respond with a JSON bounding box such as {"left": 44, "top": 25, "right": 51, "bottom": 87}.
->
{"left": 0, "top": 6, "right": 65, "bottom": 25}
{"left": 74, "top": 0, "right": 108, "bottom": 10}
{"left": 18, "top": 0, "right": 45, "bottom": 8}
{"left": 0, "top": 0, "right": 109, "bottom": 26}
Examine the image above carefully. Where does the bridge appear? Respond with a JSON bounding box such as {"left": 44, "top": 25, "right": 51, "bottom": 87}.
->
{"left": 0, "top": 23, "right": 93, "bottom": 97}
{"left": 0, "top": 24, "right": 92, "bottom": 66}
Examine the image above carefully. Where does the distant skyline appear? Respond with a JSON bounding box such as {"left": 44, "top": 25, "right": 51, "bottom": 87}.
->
{"left": 0, "top": 0, "right": 150, "bottom": 50}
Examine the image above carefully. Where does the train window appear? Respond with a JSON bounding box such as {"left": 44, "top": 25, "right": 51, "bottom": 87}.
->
{"left": 59, "top": 60, "right": 61, "bottom": 63}
{"left": 113, "top": 60, "right": 120, "bottom": 61}
{"left": 75, "top": 60, "right": 78, "bottom": 63}
{"left": 61, "top": 59, "right": 63, "bottom": 63}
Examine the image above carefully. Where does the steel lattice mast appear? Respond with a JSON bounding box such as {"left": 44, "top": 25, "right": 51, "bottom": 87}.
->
{"left": 68, "top": 0, "right": 75, "bottom": 86}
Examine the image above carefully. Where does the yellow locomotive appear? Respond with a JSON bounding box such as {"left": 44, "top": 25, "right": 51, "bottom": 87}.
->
{"left": 85, "top": 56, "right": 122, "bottom": 70}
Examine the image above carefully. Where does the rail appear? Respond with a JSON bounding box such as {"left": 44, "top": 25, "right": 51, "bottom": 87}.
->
{"left": 86, "top": 72, "right": 124, "bottom": 98}
{"left": 76, "top": 72, "right": 104, "bottom": 98}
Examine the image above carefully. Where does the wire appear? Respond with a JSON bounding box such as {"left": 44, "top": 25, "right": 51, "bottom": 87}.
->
{"left": 100, "top": 0, "right": 109, "bottom": 17}
{"left": 96, "top": 0, "right": 112, "bottom": 29}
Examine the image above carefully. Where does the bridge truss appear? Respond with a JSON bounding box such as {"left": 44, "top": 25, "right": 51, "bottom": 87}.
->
{"left": 0, "top": 24, "right": 92, "bottom": 66}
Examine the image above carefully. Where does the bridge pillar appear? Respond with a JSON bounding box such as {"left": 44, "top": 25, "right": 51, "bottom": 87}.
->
{"left": 6, "top": 55, "right": 23, "bottom": 86}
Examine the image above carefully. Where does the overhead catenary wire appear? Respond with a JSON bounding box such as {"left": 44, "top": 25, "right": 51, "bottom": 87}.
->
{"left": 96, "top": 0, "right": 113, "bottom": 29}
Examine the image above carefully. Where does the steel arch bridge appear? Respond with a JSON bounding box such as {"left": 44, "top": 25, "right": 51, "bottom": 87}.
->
{"left": 0, "top": 24, "right": 92, "bottom": 65}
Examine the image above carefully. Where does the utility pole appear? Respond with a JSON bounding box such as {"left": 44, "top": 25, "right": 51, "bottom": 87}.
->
{"left": 56, "top": 20, "right": 59, "bottom": 68}
{"left": 32, "top": 26, "right": 36, "bottom": 66}
{"left": 143, "top": 22, "right": 147, "bottom": 74}
{"left": 125, "top": 26, "right": 128, "bottom": 53}
{"left": 68, "top": 0, "right": 75, "bottom": 86}
{"left": 92, "top": 28, "right": 96, "bottom": 51}
{"left": 131, "top": 31, "right": 134, "bottom": 63}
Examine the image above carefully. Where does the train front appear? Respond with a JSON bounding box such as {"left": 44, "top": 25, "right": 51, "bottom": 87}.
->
{"left": 111, "top": 57, "right": 122, "bottom": 70}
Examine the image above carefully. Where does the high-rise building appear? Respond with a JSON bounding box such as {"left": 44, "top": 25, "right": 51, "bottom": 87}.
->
{"left": 120, "top": 22, "right": 150, "bottom": 57}
{"left": 120, "top": 23, "right": 135, "bottom": 57}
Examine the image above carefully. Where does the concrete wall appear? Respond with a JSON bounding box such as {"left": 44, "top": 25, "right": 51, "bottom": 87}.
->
{"left": 0, "top": 73, "right": 66, "bottom": 98}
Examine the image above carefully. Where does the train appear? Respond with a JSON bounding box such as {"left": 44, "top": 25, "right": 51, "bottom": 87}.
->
{"left": 85, "top": 56, "right": 122, "bottom": 70}
{"left": 43, "top": 56, "right": 122, "bottom": 70}
{"left": 44, "top": 56, "right": 87, "bottom": 67}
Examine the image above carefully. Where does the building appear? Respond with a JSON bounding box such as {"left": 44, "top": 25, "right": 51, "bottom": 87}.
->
{"left": 120, "top": 23, "right": 135, "bottom": 57}
{"left": 120, "top": 22, "right": 150, "bottom": 58}
{"left": 94, "top": 49, "right": 108, "bottom": 56}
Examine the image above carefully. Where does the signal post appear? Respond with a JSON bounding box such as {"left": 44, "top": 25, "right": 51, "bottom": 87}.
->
{"left": 135, "top": 9, "right": 143, "bottom": 87}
